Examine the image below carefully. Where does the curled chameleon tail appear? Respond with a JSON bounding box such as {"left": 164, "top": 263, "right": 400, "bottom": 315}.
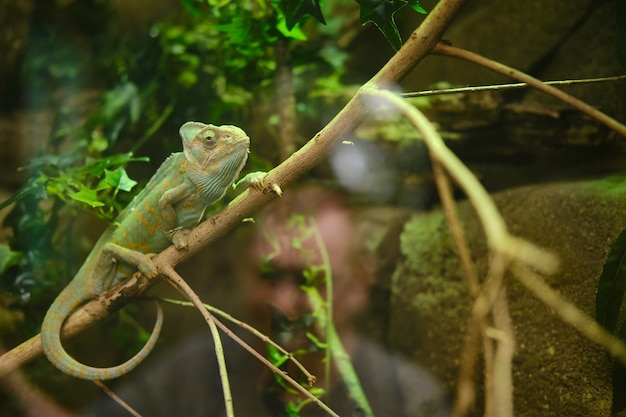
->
{"left": 41, "top": 279, "right": 163, "bottom": 381}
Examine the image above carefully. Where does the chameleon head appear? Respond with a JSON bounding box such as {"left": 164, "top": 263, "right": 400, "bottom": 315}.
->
{"left": 179, "top": 121, "right": 251, "bottom": 191}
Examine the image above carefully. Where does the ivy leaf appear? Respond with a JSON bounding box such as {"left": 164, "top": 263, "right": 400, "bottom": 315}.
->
{"left": 104, "top": 168, "right": 138, "bottom": 192}
{"left": 275, "top": 18, "right": 309, "bottom": 41}
{"left": 0, "top": 180, "right": 46, "bottom": 212}
{"left": 69, "top": 185, "right": 106, "bottom": 208}
{"left": 281, "top": 0, "right": 326, "bottom": 30}
{"left": 0, "top": 244, "right": 22, "bottom": 275}
{"left": 355, "top": 0, "right": 409, "bottom": 51}
{"left": 596, "top": 227, "right": 626, "bottom": 333}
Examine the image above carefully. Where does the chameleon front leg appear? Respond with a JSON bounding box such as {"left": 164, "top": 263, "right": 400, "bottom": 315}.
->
{"left": 158, "top": 180, "right": 196, "bottom": 249}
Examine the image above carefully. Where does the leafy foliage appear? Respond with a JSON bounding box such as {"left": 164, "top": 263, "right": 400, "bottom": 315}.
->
{"left": 355, "top": 0, "right": 410, "bottom": 50}
{"left": 277, "top": 0, "right": 427, "bottom": 50}
{"left": 1, "top": 153, "right": 147, "bottom": 217}
{"left": 0, "top": 151, "right": 147, "bottom": 302}
{"left": 281, "top": 0, "right": 326, "bottom": 30}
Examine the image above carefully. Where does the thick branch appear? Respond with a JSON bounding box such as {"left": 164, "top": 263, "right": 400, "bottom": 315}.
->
{"left": 0, "top": 0, "right": 467, "bottom": 379}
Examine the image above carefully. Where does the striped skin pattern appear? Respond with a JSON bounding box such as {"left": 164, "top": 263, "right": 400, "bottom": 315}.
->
{"left": 41, "top": 122, "right": 250, "bottom": 380}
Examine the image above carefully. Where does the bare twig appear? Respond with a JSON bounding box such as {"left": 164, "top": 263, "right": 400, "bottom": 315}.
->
{"left": 160, "top": 297, "right": 315, "bottom": 385}
{"left": 360, "top": 87, "right": 558, "bottom": 274}
{"left": 400, "top": 75, "right": 626, "bottom": 97}
{"left": 360, "top": 88, "right": 540, "bottom": 417}
{"left": 159, "top": 266, "right": 234, "bottom": 417}
{"left": 432, "top": 42, "right": 626, "bottom": 137}
{"left": 431, "top": 161, "right": 479, "bottom": 295}
{"left": 93, "top": 381, "right": 142, "bottom": 417}
{"left": 489, "top": 255, "right": 514, "bottom": 417}
{"left": 511, "top": 263, "right": 626, "bottom": 365}
{"left": 158, "top": 267, "right": 341, "bottom": 417}
{"left": 308, "top": 218, "right": 374, "bottom": 417}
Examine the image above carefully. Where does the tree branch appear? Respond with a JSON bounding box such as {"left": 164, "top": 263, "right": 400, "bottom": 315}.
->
{"left": 0, "top": 0, "right": 468, "bottom": 380}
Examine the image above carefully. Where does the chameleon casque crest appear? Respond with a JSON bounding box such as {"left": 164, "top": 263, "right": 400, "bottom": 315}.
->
{"left": 41, "top": 122, "right": 250, "bottom": 380}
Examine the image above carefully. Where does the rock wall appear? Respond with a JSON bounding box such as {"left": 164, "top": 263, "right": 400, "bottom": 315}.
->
{"left": 367, "top": 177, "right": 626, "bottom": 416}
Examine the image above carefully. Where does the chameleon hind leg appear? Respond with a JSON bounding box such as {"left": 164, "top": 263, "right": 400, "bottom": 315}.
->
{"left": 100, "top": 242, "right": 159, "bottom": 279}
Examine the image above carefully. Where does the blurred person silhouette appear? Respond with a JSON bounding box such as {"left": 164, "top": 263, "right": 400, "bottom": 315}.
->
{"left": 89, "top": 185, "right": 449, "bottom": 417}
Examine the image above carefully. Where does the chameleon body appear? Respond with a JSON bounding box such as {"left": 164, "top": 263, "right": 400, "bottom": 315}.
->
{"left": 41, "top": 122, "right": 250, "bottom": 380}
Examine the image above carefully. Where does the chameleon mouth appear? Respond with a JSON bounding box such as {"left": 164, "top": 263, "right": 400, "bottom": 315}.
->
{"left": 202, "top": 153, "right": 212, "bottom": 170}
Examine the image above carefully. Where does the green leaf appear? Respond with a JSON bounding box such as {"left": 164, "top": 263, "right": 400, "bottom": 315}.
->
{"left": 82, "top": 153, "right": 148, "bottom": 177}
{"left": 409, "top": 0, "right": 427, "bottom": 14}
{"left": 180, "top": 0, "right": 202, "bottom": 16}
{"left": 0, "top": 244, "right": 22, "bottom": 275}
{"left": 355, "top": 0, "right": 408, "bottom": 50}
{"left": 305, "top": 331, "right": 328, "bottom": 349}
{"left": 596, "top": 227, "right": 626, "bottom": 333}
{"left": 101, "top": 82, "right": 140, "bottom": 121}
{"left": 617, "top": 0, "right": 626, "bottom": 67}
{"left": 104, "top": 168, "right": 138, "bottom": 192}
{"left": 275, "top": 18, "right": 308, "bottom": 40}
{"left": 69, "top": 185, "right": 106, "bottom": 208}
{"left": 267, "top": 344, "right": 290, "bottom": 367}
{"left": 281, "top": 0, "right": 326, "bottom": 30}
{"left": 0, "top": 180, "right": 46, "bottom": 212}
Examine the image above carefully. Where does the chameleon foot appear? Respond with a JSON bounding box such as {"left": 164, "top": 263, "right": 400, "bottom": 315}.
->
{"left": 239, "top": 171, "right": 282, "bottom": 196}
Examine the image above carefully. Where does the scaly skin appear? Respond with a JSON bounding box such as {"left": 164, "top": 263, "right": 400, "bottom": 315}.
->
{"left": 41, "top": 122, "right": 250, "bottom": 380}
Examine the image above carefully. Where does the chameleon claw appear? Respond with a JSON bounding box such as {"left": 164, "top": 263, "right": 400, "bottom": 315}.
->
{"left": 138, "top": 254, "right": 159, "bottom": 278}
{"left": 240, "top": 171, "right": 282, "bottom": 196}
{"left": 271, "top": 183, "right": 283, "bottom": 196}
{"left": 172, "top": 230, "right": 190, "bottom": 250}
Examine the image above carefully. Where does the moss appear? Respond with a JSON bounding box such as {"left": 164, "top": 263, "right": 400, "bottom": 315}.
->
{"left": 397, "top": 212, "right": 466, "bottom": 313}
{"left": 580, "top": 175, "right": 626, "bottom": 198}
{"left": 400, "top": 211, "right": 449, "bottom": 273}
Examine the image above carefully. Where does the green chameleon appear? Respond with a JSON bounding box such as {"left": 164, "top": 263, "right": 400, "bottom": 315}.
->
{"left": 41, "top": 121, "right": 250, "bottom": 380}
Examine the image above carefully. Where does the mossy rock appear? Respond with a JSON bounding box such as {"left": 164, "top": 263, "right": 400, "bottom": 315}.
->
{"left": 388, "top": 177, "right": 626, "bottom": 416}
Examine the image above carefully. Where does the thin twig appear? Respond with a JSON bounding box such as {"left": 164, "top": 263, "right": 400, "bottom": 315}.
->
{"left": 430, "top": 161, "right": 479, "bottom": 295}
{"left": 400, "top": 75, "right": 626, "bottom": 97}
{"left": 362, "top": 88, "right": 537, "bottom": 417}
{"left": 93, "top": 380, "right": 142, "bottom": 417}
{"left": 474, "top": 253, "right": 510, "bottom": 417}
{"left": 309, "top": 218, "right": 334, "bottom": 392}
{"left": 453, "top": 320, "right": 481, "bottom": 417}
{"left": 308, "top": 217, "right": 375, "bottom": 417}
{"left": 158, "top": 266, "right": 341, "bottom": 417}
{"left": 433, "top": 42, "right": 626, "bottom": 138}
{"left": 159, "top": 266, "right": 234, "bottom": 417}
{"left": 511, "top": 263, "right": 626, "bottom": 365}
{"left": 488, "top": 254, "right": 514, "bottom": 417}
{"left": 360, "top": 87, "right": 558, "bottom": 274}
{"left": 159, "top": 297, "right": 315, "bottom": 384}
{"left": 431, "top": 160, "right": 482, "bottom": 417}
{"left": 304, "top": 286, "right": 374, "bottom": 417}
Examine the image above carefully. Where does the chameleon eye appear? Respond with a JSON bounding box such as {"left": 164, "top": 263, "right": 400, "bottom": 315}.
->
{"left": 200, "top": 128, "right": 217, "bottom": 147}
